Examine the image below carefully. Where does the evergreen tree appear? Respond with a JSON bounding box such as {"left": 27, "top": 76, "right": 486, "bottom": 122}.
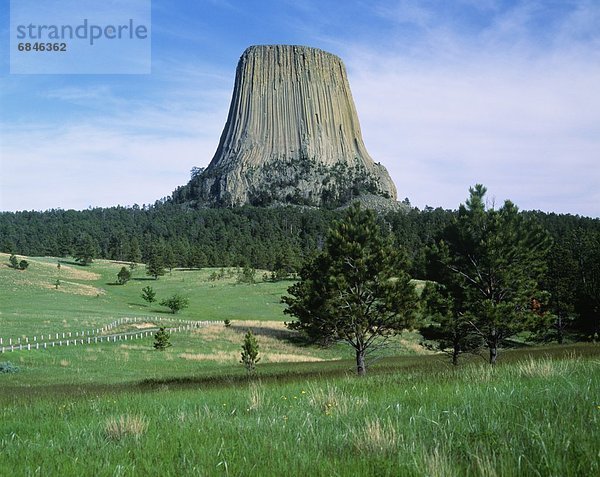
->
{"left": 419, "top": 280, "right": 482, "bottom": 365}
{"left": 117, "top": 266, "right": 131, "bottom": 285}
{"left": 146, "top": 245, "right": 165, "bottom": 279}
{"left": 127, "top": 237, "right": 142, "bottom": 267}
{"left": 283, "top": 203, "right": 418, "bottom": 376}
{"left": 73, "top": 233, "right": 97, "bottom": 265}
{"left": 240, "top": 329, "right": 260, "bottom": 375}
{"left": 573, "top": 230, "right": 600, "bottom": 340}
{"left": 153, "top": 327, "right": 172, "bottom": 350}
{"left": 8, "top": 254, "right": 18, "bottom": 269}
{"left": 141, "top": 285, "right": 156, "bottom": 304}
{"left": 433, "top": 185, "right": 552, "bottom": 364}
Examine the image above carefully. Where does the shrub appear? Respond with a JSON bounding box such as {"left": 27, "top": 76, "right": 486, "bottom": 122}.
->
{"left": 8, "top": 254, "right": 18, "bottom": 269}
{"left": 0, "top": 362, "right": 19, "bottom": 373}
{"left": 160, "top": 294, "right": 189, "bottom": 314}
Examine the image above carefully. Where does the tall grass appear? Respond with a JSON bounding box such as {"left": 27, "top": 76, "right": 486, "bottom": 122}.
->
{"left": 0, "top": 350, "right": 597, "bottom": 476}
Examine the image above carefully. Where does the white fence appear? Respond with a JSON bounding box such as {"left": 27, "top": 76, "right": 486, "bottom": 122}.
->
{"left": 0, "top": 317, "right": 222, "bottom": 353}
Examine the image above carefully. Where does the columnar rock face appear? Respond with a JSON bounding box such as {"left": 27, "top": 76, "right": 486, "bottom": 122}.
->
{"left": 176, "top": 45, "right": 397, "bottom": 207}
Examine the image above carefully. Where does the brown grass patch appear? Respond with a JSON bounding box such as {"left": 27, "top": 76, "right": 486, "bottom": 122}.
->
{"left": 104, "top": 415, "right": 148, "bottom": 441}
{"left": 132, "top": 323, "right": 156, "bottom": 330}
{"left": 353, "top": 418, "right": 398, "bottom": 454}
{"left": 192, "top": 321, "right": 342, "bottom": 362}
{"left": 51, "top": 281, "right": 106, "bottom": 296}
{"left": 178, "top": 351, "right": 238, "bottom": 363}
{"left": 261, "top": 353, "right": 325, "bottom": 363}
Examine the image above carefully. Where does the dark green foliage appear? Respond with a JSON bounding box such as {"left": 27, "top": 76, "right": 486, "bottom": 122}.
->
{"left": 18, "top": 260, "right": 29, "bottom": 270}
{"left": 8, "top": 254, "right": 18, "bottom": 269}
{"left": 237, "top": 265, "right": 256, "bottom": 284}
{"left": 240, "top": 329, "right": 260, "bottom": 374}
{"left": 160, "top": 294, "right": 189, "bottom": 314}
{"left": 73, "top": 233, "right": 97, "bottom": 265}
{"left": 428, "top": 185, "right": 552, "bottom": 364}
{"left": 141, "top": 286, "right": 156, "bottom": 304}
{"left": 0, "top": 362, "right": 19, "bottom": 373}
{"left": 0, "top": 191, "right": 598, "bottom": 345}
{"left": 419, "top": 281, "right": 482, "bottom": 365}
{"left": 146, "top": 246, "right": 166, "bottom": 280}
{"left": 117, "top": 266, "right": 131, "bottom": 285}
{"left": 573, "top": 230, "right": 600, "bottom": 340}
{"left": 224, "top": 319, "right": 231, "bottom": 328}
{"left": 153, "top": 327, "right": 172, "bottom": 350}
{"left": 127, "top": 237, "right": 142, "bottom": 266}
{"left": 284, "top": 203, "right": 418, "bottom": 376}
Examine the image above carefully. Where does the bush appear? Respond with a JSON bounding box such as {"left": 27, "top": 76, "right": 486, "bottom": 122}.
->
{"left": 237, "top": 265, "right": 256, "bottom": 284}
{"left": 160, "top": 294, "right": 189, "bottom": 314}
{"left": 0, "top": 362, "right": 20, "bottom": 374}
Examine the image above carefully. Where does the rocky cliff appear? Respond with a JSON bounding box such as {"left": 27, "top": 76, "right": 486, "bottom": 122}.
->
{"left": 174, "top": 45, "right": 397, "bottom": 208}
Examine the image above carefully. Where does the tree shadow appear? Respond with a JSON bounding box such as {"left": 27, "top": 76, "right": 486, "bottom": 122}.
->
{"left": 58, "top": 259, "right": 88, "bottom": 267}
{"left": 229, "top": 323, "right": 314, "bottom": 347}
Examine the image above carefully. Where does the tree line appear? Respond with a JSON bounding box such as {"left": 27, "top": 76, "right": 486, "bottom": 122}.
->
{"left": 1, "top": 194, "right": 598, "bottom": 345}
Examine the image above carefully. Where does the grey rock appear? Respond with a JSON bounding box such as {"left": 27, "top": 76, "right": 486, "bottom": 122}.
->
{"left": 177, "top": 45, "right": 398, "bottom": 207}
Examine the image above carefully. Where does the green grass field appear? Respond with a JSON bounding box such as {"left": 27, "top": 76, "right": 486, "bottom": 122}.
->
{"left": 1, "top": 253, "right": 599, "bottom": 476}
{"left": 0, "top": 253, "right": 291, "bottom": 337}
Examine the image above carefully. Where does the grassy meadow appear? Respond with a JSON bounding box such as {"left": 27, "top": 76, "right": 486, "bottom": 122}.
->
{"left": 0, "top": 253, "right": 599, "bottom": 476}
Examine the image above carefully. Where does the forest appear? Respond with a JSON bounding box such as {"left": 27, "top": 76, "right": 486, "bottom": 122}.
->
{"left": 1, "top": 198, "right": 598, "bottom": 342}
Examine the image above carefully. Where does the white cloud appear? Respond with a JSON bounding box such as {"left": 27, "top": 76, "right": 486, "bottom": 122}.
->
{"left": 0, "top": 65, "right": 231, "bottom": 211}
{"left": 340, "top": 2, "right": 600, "bottom": 217}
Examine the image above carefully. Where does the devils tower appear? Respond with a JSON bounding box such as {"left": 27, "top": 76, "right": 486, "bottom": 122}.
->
{"left": 174, "top": 45, "right": 397, "bottom": 208}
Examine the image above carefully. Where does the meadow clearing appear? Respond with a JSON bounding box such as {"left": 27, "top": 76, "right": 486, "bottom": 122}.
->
{"left": 0, "top": 253, "right": 598, "bottom": 476}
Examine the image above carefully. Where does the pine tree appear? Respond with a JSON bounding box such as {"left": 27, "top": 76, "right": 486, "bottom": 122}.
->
{"left": 141, "top": 286, "right": 156, "bottom": 304}
{"left": 433, "top": 185, "right": 552, "bottom": 364}
{"left": 240, "top": 329, "right": 260, "bottom": 375}
{"left": 117, "top": 266, "right": 131, "bottom": 285}
{"left": 8, "top": 254, "right": 18, "bottom": 269}
{"left": 283, "top": 203, "right": 418, "bottom": 376}
{"left": 146, "top": 245, "right": 165, "bottom": 280}
{"left": 153, "top": 327, "right": 172, "bottom": 350}
{"left": 73, "top": 233, "right": 97, "bottom": 266}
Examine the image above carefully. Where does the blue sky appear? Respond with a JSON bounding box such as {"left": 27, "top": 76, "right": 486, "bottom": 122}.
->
{"left": 1, "top": 0, "right": 599, "bottom": 216}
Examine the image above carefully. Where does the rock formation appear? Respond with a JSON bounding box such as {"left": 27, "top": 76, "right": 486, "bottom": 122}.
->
{"left": 174, "top": 45, "right": 397, "bottom": 207}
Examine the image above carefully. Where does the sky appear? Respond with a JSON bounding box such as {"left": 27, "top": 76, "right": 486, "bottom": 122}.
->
{"left": 0, "top": 0, "right": 599, "bottom": 217}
